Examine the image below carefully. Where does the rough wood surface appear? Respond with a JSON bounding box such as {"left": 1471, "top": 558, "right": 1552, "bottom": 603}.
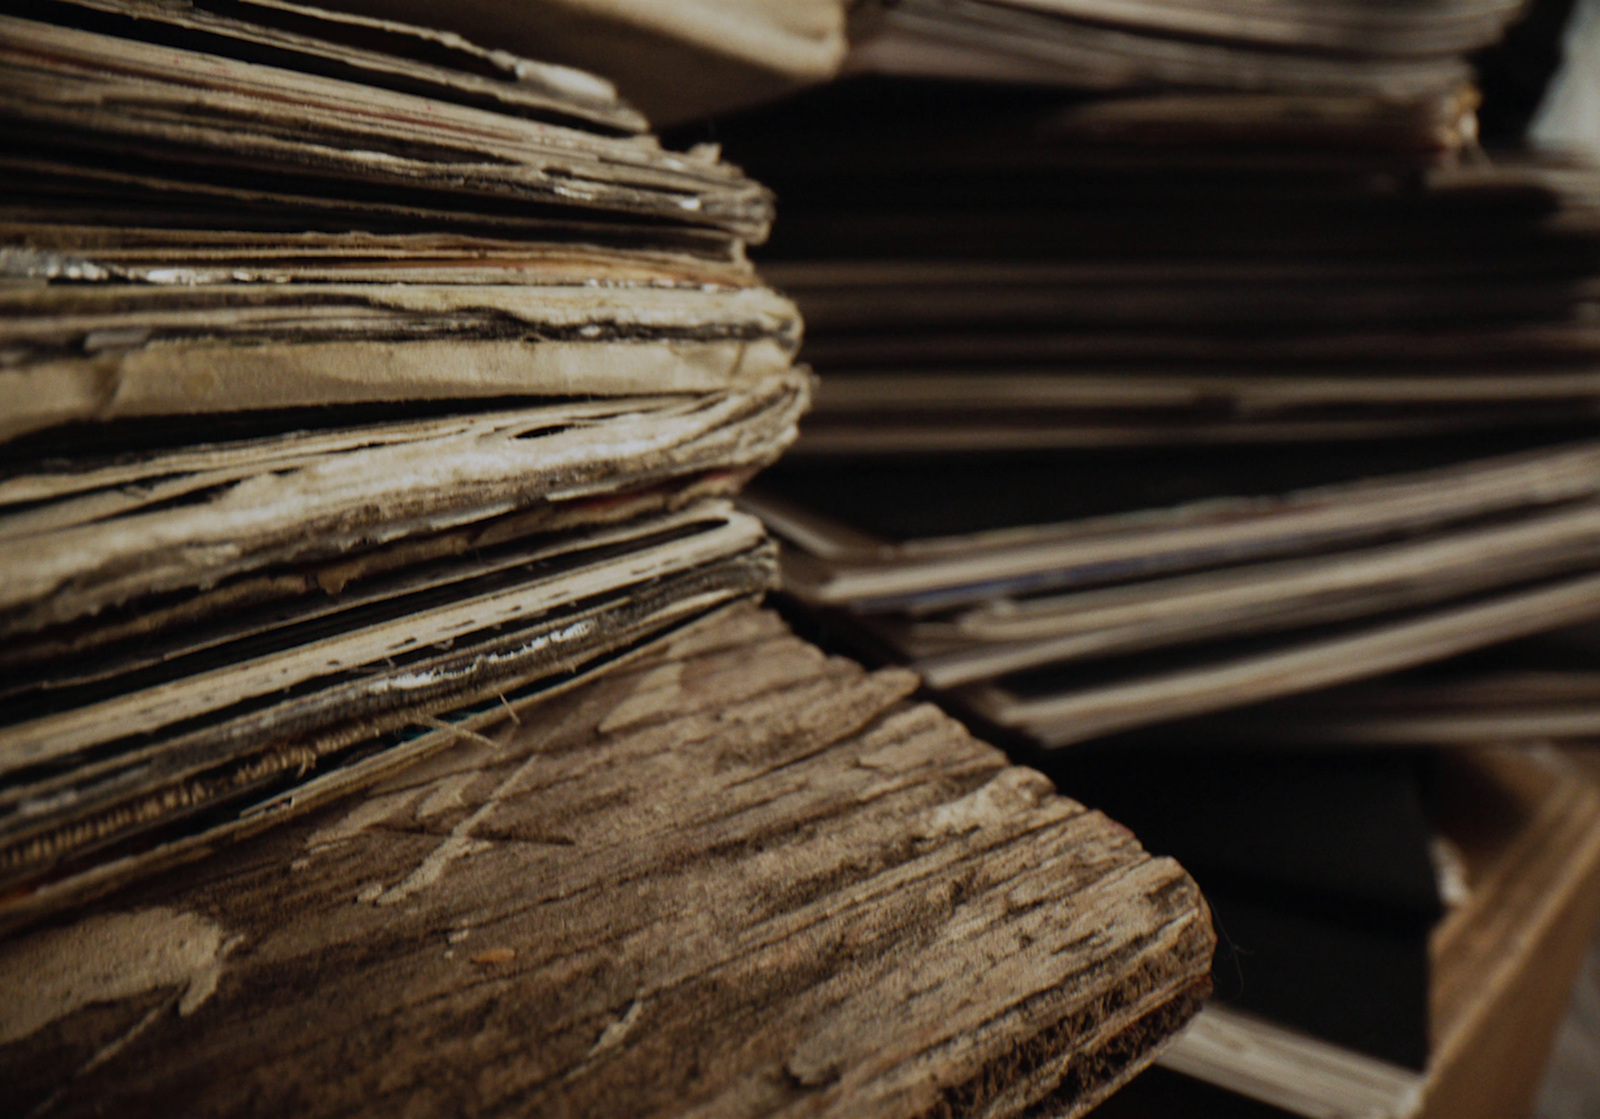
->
{"left": 0, "top": 604, "right": 1211, "bottom": 1119}
{"left": 1421, "top": 748, "right": 1600, "bottom": 1119}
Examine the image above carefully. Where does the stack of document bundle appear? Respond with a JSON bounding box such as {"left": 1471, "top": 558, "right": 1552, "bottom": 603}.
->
{"left": 0, "top": 0, "right": 806, "bottom": 926}
{"left": 1187, "top": 619, "right": 1600, "bottom": 747}
{"left": 845, "top": 0, "right": 1532, "bottom": 97}
{"left": 722, "top": 5, "right": 1600, "bottom": 750}
{"left": 748, "top": 434, "right": 1600, "bottom": 747}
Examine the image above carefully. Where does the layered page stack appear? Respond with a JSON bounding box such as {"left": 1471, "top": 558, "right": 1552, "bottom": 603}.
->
{"left": 0, "top": 0, "right": 809, "bottom": 930}
{"left": 0, "top": 7, "right": 1225, "bottom": 1111}
{"left": 847, "top": 0, "right": 1530, "bottom": 97}
{"left": 723, "top": 11, "right": 1600, "bottom": 750}
{"left": 1183, "top": 620, "right": 1600, "bottom": 749}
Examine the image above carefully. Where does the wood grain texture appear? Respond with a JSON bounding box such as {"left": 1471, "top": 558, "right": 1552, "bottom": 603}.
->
{"left": 0, "top": 604, "right": 1212, "bottom": 1119}
{"left": 1422, "top": 748, "right": 1600, "bottom": 1119}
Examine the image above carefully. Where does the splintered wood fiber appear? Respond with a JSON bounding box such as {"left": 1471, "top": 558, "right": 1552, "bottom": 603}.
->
{"left": 0, "top": 604, "right": 1212, "bottom": 1119}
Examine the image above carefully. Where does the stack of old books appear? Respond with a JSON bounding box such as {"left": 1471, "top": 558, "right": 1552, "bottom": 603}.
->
{"left": 680, "top": 0, "right": 1600, "bottom": 1114}
{"left": 732, "top": 48, "right": 1600, "bottom": 754}
{"left": 0, "top": 0, "right": 810, "bottom": 928}
{"left": 0, "top": 5, "right": 1219, "bottom": 1118}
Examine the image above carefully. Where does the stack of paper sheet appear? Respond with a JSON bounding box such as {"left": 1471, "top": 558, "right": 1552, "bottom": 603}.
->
{"left": 720, "top": 20, "right": 1600, "bottom": 749}
{"left": 0, "top": 0, "right": 807, "bottom": 923}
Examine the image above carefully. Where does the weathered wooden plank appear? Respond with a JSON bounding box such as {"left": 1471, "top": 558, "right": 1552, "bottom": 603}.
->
{"left": 1421, "top": 748, "right": 1600, "bottom": 1119}
{"left": 0, "top": 604, "right": 1212, "bottom": 1119}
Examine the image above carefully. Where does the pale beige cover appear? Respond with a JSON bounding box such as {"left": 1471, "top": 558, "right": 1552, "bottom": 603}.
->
{"left": 317, "top": 0, "right": 850, "bottom": 123}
